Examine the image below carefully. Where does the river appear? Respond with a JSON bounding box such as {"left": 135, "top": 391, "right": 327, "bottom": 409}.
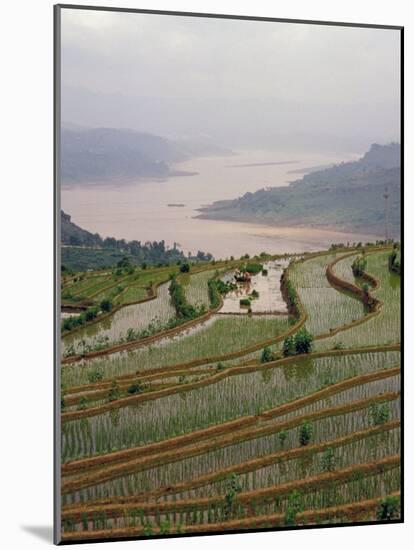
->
{"left": 61, "top": 149, "right": 376, "bottom": 259}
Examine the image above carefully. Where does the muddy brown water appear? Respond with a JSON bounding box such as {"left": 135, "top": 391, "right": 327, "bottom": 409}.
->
{"left": 61, "top": 150, "right": 375, "bottom": 259}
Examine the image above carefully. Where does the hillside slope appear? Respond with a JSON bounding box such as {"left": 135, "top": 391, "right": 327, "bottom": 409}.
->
{"left": 197, "top": 143, "right": 401, "bottom": 237}
{"left": 61, "top": 211, "right": 102, "bottom": 247}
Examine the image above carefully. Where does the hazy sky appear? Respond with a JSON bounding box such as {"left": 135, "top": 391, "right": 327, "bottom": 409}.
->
{"left": 61, "top": 8, "right": 401, "bottom": 152}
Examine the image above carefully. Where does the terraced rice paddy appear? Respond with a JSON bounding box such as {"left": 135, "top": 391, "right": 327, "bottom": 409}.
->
{"left": 290, "top": 253, "right": 366, "bottom": 335}
{"left": 316, "top": 251, "right": 400, "bottom": 350}
{"left": 220, "top": 260, "right": 289, "bottom": 314}
{"left": 62, "top": 314, "right": 290, "bottom": 387}
{"left": 63, "top": 282, "right": 176, "bottom": 353}
{"left": 181, "top": 269, "right": 217, "bottom": 308}
{"left": 60, "top": 247, "right": 402, "bottom": 540}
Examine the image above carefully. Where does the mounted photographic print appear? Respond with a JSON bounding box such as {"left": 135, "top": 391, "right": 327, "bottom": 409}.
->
{"left": 54, "top": 4, "right": 403, "bottom": 544}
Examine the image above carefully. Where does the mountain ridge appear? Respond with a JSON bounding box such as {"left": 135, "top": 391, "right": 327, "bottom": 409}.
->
{"left": 196, "top": 143, "right": 401, "bottom": 238}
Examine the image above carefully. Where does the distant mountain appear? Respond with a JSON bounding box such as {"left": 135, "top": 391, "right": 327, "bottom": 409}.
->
{"left": 61, "top": 125, "right": 232, "bottom": 184}
{"left": 61, "top": 127, "right": 189, "bottom": 183}
{"left": 197, "top": 143, "right": 401, "bottom": 237}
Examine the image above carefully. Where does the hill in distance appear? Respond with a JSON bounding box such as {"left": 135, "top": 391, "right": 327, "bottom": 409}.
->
{"left": 61, "top": 125, "right": 232, "bottom": 184}
{"left": 197, "top": 143, "right": 401, "bottom": 238}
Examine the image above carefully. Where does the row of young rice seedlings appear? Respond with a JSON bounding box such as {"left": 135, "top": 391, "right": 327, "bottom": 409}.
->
{"left": 62, "top": 315, "right": 290, "bottom": 388}
{"left": 63, "top": 398, "right": 400, "bottom": 506}
{"left": 315, "top": 251, "right": 400, "bottom": 351}
{"left": 62, "top": 468, "right": 400, "bottom": 534}
{"left": 289, "top": 253, "right": 366, "bottom": 335}
{"left": 61, "top": 351, "right": 399, "bottom": 461}
{"left": 90, "top": 265, "right": 204, "bottom": 307}
{"left": 87, "top": 271, "right": 151, "bottom": 302}
{"left": 62, "top": 371, "right": 217, "bottom": 413}
{"left": 62, "top": 282, "right": 176, "bottom": 353}
{"left": 298, "top": 287, "right": 364, "bottom": 335}
{"left": 187, "top": 428, "right": 400, "bottom": 499}
{"left": 181, "top": 269, "right": 217, "bottom": 309}
{"left": 62, "top": 273, "right": 112, "bottom": 298}
{"left": 278, "top": 372, "right": 401, "bottom": 423}
{"left": 290, "top": 253, "right": 343, "bottom": 288}
{"left": 116, "top": 285, "right": 149, "bottom": 305}
{"left": 332, "top": 253, "right": 360, "bottom": 285}
{"left": 78, "top": 271, "right": 147, "bottom": 302}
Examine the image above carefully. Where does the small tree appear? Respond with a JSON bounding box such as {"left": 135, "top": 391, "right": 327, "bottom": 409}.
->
{"left": 127, "top": 383, "right": 143, "bottom": 394}
{"left": 283, "top": 335, "right": 296, "bottom": 357}
{"left": 299, "top": 421, "right": 313, "bottom": 446}
{"left": 77, "top": 396, "right": 88, "bottom": 411}
{"left": 100, "top": 298, "right": 113, "bottom": 312}
{"left": 278, "top": 429, "right": 287, "bottom": 447}
{"left": 261, "top": 346, "right": 274, "bottom": 363}
{"left": 352, "top": 254, "right": 367, "bottom": 277}
{"left": 369, "top": 402, "right": 390, "bottom": 425}
{"left": 376, "top": 496, "right": 400, "bottom": 520}
{"left": 223, "top": 473, "right": 242, "bottom": 518}
{"left": 284, "top": 490, "right": 303, "bottom": 525}
{"left": 321, "top": 447, "right": 336, "bottom": 472}
{"left": 84, "top": 307, "right": 99, "bottom": 322}
{"left": 87, "top": 368, "right": 103, "bottom": 383}
{"left": 294, "top": 327, "right": 313, "bottom": 354}
{"left": 108, "top": 380, "right": 120, "bottom": 402}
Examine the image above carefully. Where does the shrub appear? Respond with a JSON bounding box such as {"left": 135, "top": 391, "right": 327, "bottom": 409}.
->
{"left": 240, "top": 298, "right": 251, "bottom": 307}
{"left": 376, "top": 496, "right": 400, "bottom": 520}
{"left": 351, "top": 254, "right": 367, "bottom": 277}
{"left": 294, "top": 327, "right": 313, "bottom": 354}
{"left": 77, "top": 396, "right": 89, "bottom": 411}
{"left": 108, "top": 380, "right": 120, "bottom": 402}
{"left": 283, "top": 335, "right": 296, "bottom": 357}
{"left": 261, "top": 346, "right": 274, "bottom": 363}
{"left": 283, "top": 328, "right": 313, "bottom": 357}
{"left": 223, "top": 473, "right": 242, "bottom": 518}
{"left": 100, "top": 298, "right": 113, "bottom": 312}
{"left": 299, "top": 421, "right": 313, "bottom": 446}
{"left": 127, "top": 383, "right": 143, "bottom": 394}
{"left": 284, "top": 491, "right": 303, "bottom": 526}
{"left": 245, "top": 262, "right": 263, "bottom": 274}
{"left": 321, "top": 447, "right": 336, "bottom": 472}
{"left": 278, "top": 429, "right": 287, "bottom": 447}
{"left": 117, "top": 256, "right": 133, "bottom": 269}
{"left": 87, "top": 368, "right": 104, "bottom": 383}
{"left": 84, "top": 307, "right": 99, "bottom": 322}
{"left": 169, "top": 276, "right": 198, "bottom": 319}
{"left": 179, "top": 263, "right": 190, "bottom": 273}
{"left": 369, "top": 402, "right": 390, "bottom": 425}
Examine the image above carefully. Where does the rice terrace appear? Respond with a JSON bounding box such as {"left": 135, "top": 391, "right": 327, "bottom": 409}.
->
{"left": 56, "top": 6, "right": 402, "bottom": 543}
{"left": 59, "top": 241, "right": 401, "bottom": 540}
